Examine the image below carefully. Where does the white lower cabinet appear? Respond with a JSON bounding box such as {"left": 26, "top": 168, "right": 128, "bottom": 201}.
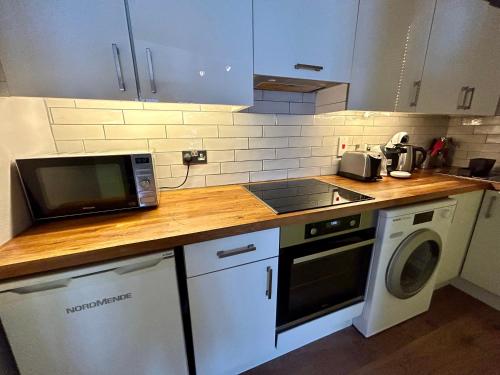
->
{"left": 461, "top": 190, "right": 500, "bottom": 296}
{"left": 188, "top": 258, "right": 278, "bottom": 375}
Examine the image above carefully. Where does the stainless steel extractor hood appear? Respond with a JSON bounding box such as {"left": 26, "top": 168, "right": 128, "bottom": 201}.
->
{"left": 254, "top": 74, "right": 340, "bottom": 93}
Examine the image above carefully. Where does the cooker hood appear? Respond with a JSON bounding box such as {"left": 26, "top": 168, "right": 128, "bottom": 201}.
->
{"left": 254, "top": 74, "right": 340, "bottom": 93}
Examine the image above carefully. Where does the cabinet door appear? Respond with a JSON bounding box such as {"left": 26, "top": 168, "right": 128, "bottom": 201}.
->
{"left": 188, "top": 257, "right": 278, "bottom": 375}
{"left": 253, "top": 0, "right": 358, "bottom": 83}
{"left": 0, "top": 1, "right": 137, "bottom": 100}
{"left": 127, "top": 0, "right": 253, "bottom": 105}
{"left": 461, "top": 190, "right": 500, "bottom": 296}
{"left": 418, "top": 0, "right": 500, "bottom": 115}
{"left": 348, "top": 0, "right": 435, "bottom": 112}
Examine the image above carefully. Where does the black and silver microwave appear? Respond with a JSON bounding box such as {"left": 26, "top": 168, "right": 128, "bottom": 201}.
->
{"left": 16, "top": 153, "right": 158, "bottom": 221}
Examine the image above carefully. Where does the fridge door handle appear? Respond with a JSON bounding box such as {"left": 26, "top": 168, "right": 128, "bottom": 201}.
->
{"left": 8, "top": 278, "right": 72, "bottom": 294}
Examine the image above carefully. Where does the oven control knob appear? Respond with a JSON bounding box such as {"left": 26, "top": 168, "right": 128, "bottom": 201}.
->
{"left": 349, "top": 219, "right": 357, "bottom": 227}
{"left": 310, "top": 227, "right": 318, "bottom": 236}
{"left": 139, "top": 178, "right": 151, "bottom": 189}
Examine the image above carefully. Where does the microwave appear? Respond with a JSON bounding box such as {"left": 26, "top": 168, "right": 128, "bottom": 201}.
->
{"left": 16, "top": 153, "right": 158, "bottom": 221}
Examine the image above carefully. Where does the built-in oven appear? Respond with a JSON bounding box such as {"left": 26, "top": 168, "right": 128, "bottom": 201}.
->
{"left": 16, "top": 153, "right": 158, "bottom": 220}
{"left": 277, "top": 212, "right": 376, "bottom": 333}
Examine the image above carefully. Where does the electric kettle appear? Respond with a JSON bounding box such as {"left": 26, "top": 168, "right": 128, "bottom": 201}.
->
{"left": 395, "top": 145, "right": 427, "bottom": 172}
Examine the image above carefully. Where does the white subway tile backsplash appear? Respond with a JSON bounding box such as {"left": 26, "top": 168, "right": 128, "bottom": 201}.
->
{"left": 344, "top": 115, "right": 373, "bottom": 126}
{"left": 149, "top": 138, "right": 202, "bottom": 152}
{"left": 277, "top": 114, "right": 314, "bottom": 126}
{"left": 299, "top": 156, "right": 331, "bottom": 167}
{"left": 249, "top": 137, "right": 288, "bottom": 149}
{"left": 302, "top": 92, "right": 317, "bottom": 103}
{"left": 55, "top": 140, "right": 84, "bottom": 153}
{"left": 233, "top": 113, "right": 276, "bottom": 126}
{"left": 155, "top": 152, "right": 182, "bottom": 165}
{"left": 486, "top": 135, "right": 500, "bottom": 143}
{"left": 104, "top": 125, "right": 165, "bottom": 139}
{"left": 203, "top": 138, "right": 248, "bottom": 150}
{"left": 75, "top": 99, "right": 143, "bottom": 110}
{"left": 207, "top": 150, "right": 235, "bottom": 162}
{"left": 143, "top": 102, "right": 200, "bottom": 111}
{"left": 290, "top": 102, "right": 315, "bottom": 115}
{"left": 313, "top": 115, "right": 345, "bottom": 126}
{"left": 219, "top": 126, "right": 262, "bottom": 138}
{"left": 158, "top": 176, "right": 206, "bottom": 189}
{"left": 474, "top": 125, "right": 500, "bottom": 134}
{"left": 312, "top": 146, "right": 337, "bottom": 156}
{"left": 171, "top": 163, "right": 220, "bottom": 177}
{"left": 52, "top": 125, "right": 104, "bottom": 140}
{"left": 45, "top": 98, "right": 75, "bottom": 108}
{"left": 84, "top": 139, "right": 148, "bottom": 152}
{"left": 155, "top": 165, "right": 172, "bottom": 179}
{"left": 262, "top": 90, "right": 303, "bottom": 102}
{"left": 289, "top": 137, "right": 322, "bottom": 147}
{"left": 123, "top": 110, "right": 182, "bottom": 124}
{"left": 220, "top": 161, "right": 262, "bottom": 174}
{"left": 372, "top": 116, "right": 399, "bottom": 126}
{"left": 206, "top": 173, "right": 249, "bottom": 186}
{"left": 276, "top": 147, "right": 311, "bottom": 159}
{"left": 166, "top": 125, "right": 218, "bottom": 138}
{"left": 263, "top": 158, "right": 299, "bottom": 170}
{"left": 51, "top": 108, "right": 123, "bottom": 124}
{"left": 250, "top": 169, "right": 287, "bottom": 182}
{"left": 248, "top": 100, "right": 290, "bottom": 114}
{"left": 301, "top": 126, "right": 334, "bottom": 137}
{"left": 263, "top": 126, "right": 301, "bottom": 137}
{"left": 235, "top": 149, "right": 275, "bottom": 161}
{"left": 183, "top": 111, "right": 233, "bottom": 125}
{"left": 287, "top": 167, "right": 321, "bottom": 179}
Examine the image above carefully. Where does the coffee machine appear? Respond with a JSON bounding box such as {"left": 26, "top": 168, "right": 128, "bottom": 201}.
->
{"left": 372, "top": 132, "right": 409, "bottom": 176}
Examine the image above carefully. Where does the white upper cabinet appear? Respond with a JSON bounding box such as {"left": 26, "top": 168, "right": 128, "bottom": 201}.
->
{"left": 127, "top": 0, "right": 253, "bottom": 105}
{"left": 0, "top": 1, "right": 137, "bottom": 100}
{"left": 417, "top": 0, "right": 500, "bottom": 115}
{"left": 253, "top": 0, "right": 358, "bottom": 83}
{"left": 348, "top": 0, "right": 436, "bottom": 112}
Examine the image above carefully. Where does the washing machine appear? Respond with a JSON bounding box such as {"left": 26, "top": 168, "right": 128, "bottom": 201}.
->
{"left": 353, "top": 198, "right": 456, "bottom": 337}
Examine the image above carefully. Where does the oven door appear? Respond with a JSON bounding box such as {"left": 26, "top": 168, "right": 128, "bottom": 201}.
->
{"left": 16, "top": 155, "right": 139, "bottom": 220}
{"left": 277, "top": 228, "right": 374, "bottom": 332}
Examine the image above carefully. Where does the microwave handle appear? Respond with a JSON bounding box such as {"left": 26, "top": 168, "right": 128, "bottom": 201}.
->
{"left": 293, "top": 239, "right": 375, "bottom": 265}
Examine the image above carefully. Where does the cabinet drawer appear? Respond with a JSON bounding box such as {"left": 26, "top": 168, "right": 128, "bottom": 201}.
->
{"left": 184, "top": 228, "right": 279, "bottom": 277}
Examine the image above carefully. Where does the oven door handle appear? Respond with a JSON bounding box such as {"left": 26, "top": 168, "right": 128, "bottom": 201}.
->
{"left": 293, "top": 239, "right": 375, "bottom": 265}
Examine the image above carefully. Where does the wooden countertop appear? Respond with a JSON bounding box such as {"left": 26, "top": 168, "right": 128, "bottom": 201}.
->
{"left": 0, "top": 171, "right": 489, "bottom": 281}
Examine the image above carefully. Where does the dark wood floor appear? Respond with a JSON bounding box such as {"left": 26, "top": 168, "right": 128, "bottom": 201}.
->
{"left": 245, "top": 286, "right": 500, "bottom": 375}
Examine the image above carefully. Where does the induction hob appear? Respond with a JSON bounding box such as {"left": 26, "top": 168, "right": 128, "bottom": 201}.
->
{"left": 243, "top": 178, "right": 374, "bottom": 214}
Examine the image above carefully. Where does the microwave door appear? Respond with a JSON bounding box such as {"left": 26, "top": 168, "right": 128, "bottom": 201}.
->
{"left": 16, "top": 156, "right": 139, "bottom": 220}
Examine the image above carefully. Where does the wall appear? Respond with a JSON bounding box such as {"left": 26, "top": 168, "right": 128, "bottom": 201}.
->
{"left": 0, "top": 97, "right": 55, "bottom": 374}
{"left": 447, "top": 116, "right": 500, "bottom": 169}
{"left": 44, "top": 93, "right": 448, "bottom": 189}
{"left": 0, "top": 59, "right": 8, "bottom": 96}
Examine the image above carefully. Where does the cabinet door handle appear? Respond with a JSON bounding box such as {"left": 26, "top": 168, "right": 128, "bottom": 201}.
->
{"left": 457, "top": 86, "right": 469, "bottom": 109}
{"left": 294, "top": 63, "right": 323, "bottom": 72}
{"left": 146, "top": 48, "right": 157, "bottom": 94}
{"left": 265, "top": 266, "right": 273, "bottom": 300}
{"left": 485, "top": 196, "right": 497, "bottom": 218}
{"left": 409, "top": 80, "right": 421, "bottom": 107}
{"left": 464, "top": 87, "right": 475, "bottom": 110}
{"left": 112, "top": 44, "right": 126, "bottom": 91}
{"left": 216, "top": 244, "right": 256, "bottom": 258}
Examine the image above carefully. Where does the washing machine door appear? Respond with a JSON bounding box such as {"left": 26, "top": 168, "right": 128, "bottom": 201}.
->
{"left": 386, "top": 229, "right": 442, "bottom": 299}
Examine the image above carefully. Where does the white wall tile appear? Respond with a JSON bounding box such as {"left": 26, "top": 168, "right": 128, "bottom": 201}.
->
{"left": 155, "top": 152, "right": 182, "bottom": 165}
{"left": 171, "top": 163, "right": 220, "bottom": 177}
{"left": 302, "top": 92, "right": 317, "bottom": 103}
{"left": 248, "top": 101, "right": 289, "bottom": 114}
{"left": 143, "top": 102, "right": 200, "bottom": 111}
{"left": 183, "top": 111, "right": 233, "bottom": 125}
{"left": 203, "top": 138, "right": 248, "bottom": 150}
{"left": 235, "top": 149, "right": 275, "bottom": 161}
{"left": 220, "top": 161, "right": 262, "bottom": 173}
{"left": 263, "top": 126, "right": 301, "bottom": 137}
{"left": 155, "top": 165, "right": 172, "bottom": 179}
{"left": 51, "top": 108, "right": 123, "bottom": 124}
{"left": 104, "top": 125, "right": 165, "bottom": 139}
{"left": 75, "top": 99, "right": 143, "bottom": 110}
{"left": 474, "top": 125, "right": 500, "bottom": 134}
{"left": 206, "top": 173, "right": 249, "bottom": 186}
{"left": 262, "top": 90, "right": 303, "bottom": 102}
{"left": 52, "top": 125, "right": 104, "bottom": 140}
{"left": 287, "top": 167, "right": 321, "bottom": 178}
{"left": 277, "top": 114, "right": 314, "bottom": 125}
{"left": 276, "top": 147, "right": 311, "bottom": 159}
{"left": 149, "top": 139, "right": 202, "bottom": 152}
{"left": 344, "top": 115, "right": 373, "bottom": 126}
{"left": 158, "top": 176, "right": 206, "bottom": 189}
{"left": 84, "top": 140, "right": 148, "bottom": 152}
{"left": 166, "top": 125, "right": 218, "bottom": 138}
{"left": 123, "top": 110, "right": 182, "bottom": 124}
{"left": 250, "top": 169, "right": 287, "bottom": 182}
{"left": 289, "top": 137, "right": 322, "bottom": 147}
{"left": 312, "top": 146, "right": 337, "bottom": 156}
{"left": 301, "top": 126, "right": 334, "bottom": 137}
{"left": 45, "top": 98, "right": 75, "bottom": 108}
{"left": 290, "top": 102, "right": 315, "bottom": 115}
{"left": 335, "top": 126, "right": 364, "bottom": 136}
{"left": 373, "top": 116, "right": 399, "bottom": 126}
{"left": 55, "top": 140, "right": 84, "bottom": 153}
{"left": 263, "top": 159, "right": 299, "bottom": 170}
{"left": 207, "top": 150, "right": 235, "bottom": 162}
{"left": 233, "top": 113, "right": 276, "bottom": 125}
{"left": 299, "top": 156, "right": 331, "bottom": 167}
{"left": 249, "top": 137, "right": 288, "bottom": 149}
{"left": 219, "top": 126, "right": 262, "bottom": 138}
{"left": 313, "top": 115, "right": 345, "bottom": 125}
{"left": 487, "top": 135, "right": 500, "bottom": 143}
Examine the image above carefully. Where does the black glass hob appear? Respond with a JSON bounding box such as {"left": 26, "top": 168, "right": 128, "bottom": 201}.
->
{"left": 243, "top": 178, "right": 374, "bottom": 214}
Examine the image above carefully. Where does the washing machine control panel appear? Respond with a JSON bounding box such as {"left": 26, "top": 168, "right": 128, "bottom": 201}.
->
{"left": 412, "top": 210, "right": 434, "bottom": 225}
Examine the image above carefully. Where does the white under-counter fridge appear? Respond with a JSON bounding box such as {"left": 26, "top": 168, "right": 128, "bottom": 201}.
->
{"left": 0, "top": 250, "right": 189, "bottom": 375}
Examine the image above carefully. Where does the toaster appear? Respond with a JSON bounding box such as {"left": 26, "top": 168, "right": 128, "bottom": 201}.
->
{"left": 338, "top": 151, "right": 382, "bottom": 181}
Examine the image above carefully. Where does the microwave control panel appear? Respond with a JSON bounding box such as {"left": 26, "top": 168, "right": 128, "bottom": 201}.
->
{"left": 131, "top": 155, "right": 158, "bottom": 207}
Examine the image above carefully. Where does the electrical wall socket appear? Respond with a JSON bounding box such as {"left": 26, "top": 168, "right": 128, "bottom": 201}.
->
{"left": 182, "top": 150, "right": 207, "bottom": 165}
{"left": 337, "top": 137, "right": 349, "bottom": 157}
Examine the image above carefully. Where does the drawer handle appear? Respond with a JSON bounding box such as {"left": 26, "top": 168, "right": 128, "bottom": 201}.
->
{"left": 294, "top": 63, "right": 323, "bottom": 72}
{"left": 265, "top": 266, "right": 273, "bottom": 300}
{"left": 216, "top": 244, "right": 256, "bottom": 258}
